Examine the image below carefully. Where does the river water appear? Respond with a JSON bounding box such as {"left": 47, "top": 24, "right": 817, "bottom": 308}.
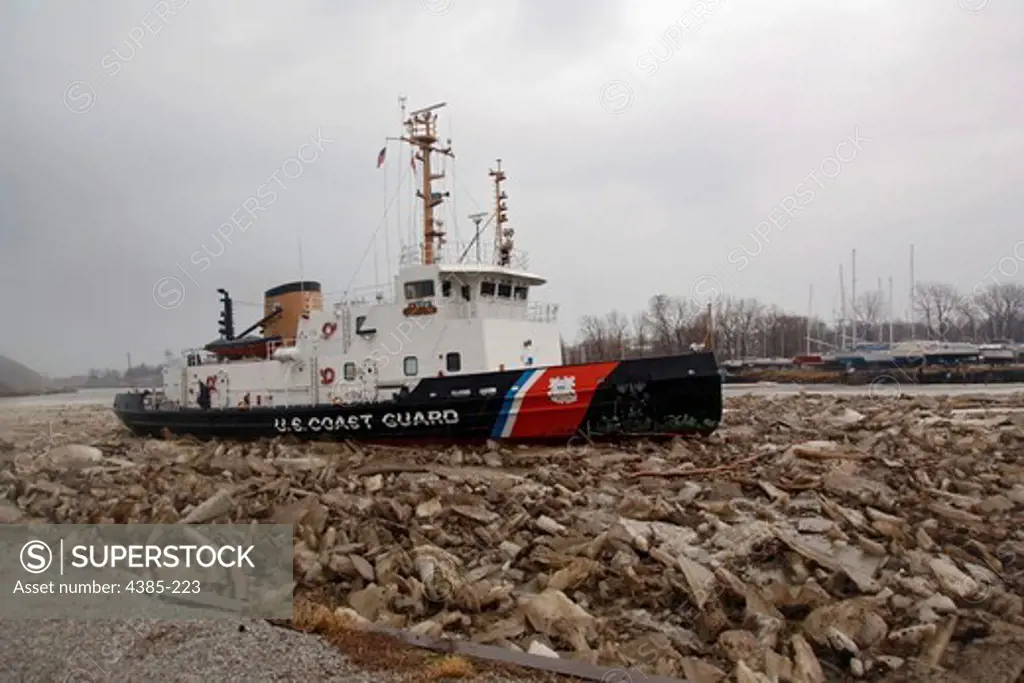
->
{"left": 1, "top": 383, "right": 1021, "bottom": 410}
{"left": 0, "top": 388, "right": 123, "bottom": 408}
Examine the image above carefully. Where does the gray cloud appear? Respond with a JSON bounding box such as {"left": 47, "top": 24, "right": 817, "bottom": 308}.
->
{"left": 0, "top": 0, "right": 1020, "bottom": 374}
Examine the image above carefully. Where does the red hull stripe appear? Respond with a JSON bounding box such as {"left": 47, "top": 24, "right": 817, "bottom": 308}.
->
{"left": 494, "top": 368, "right": 548, "bottom": 439}
{"left": 507, "top": 361, "right": 619, "bottom": 439}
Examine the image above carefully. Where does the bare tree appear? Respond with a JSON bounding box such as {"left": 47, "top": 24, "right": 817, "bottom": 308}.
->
{"left": 951, "top": 294, "right": 982, "bottom": 342}
{"left": 856, "top": 291, "right": 885, "bottom": 342}
{"left": 646, "top": 294, "right": 675, "bottom": 355}
{"left": 576, "top": 314, "right": 607, "bottom": 361}
{"left": 735, "top": 298, "right": 764, "bottom": 357}
{"left": 670, "top": 297, "right": 702, "bottom": 352}
{"left": 913, "top": 282, "right": 959, "bottom": 340}
{"left": 631, "top": 311, "right": 650, "bottom": 356}
{"left": 563, "top": 277, "right": 1022, "bottom": 363}
{"left": 713, "top": 297, "right": 764, "bottom": 358}
{"left": 603, "top": 310, "right": 630, "bottom": 359}
{"left": 644, "top": 295, "right": 700, "bottom": 354}
{"left": 760, "top": 307, "right": 807, "bottom": 357}
{"left": 714, "top": 298, "right": 740, "bottom": 358}
{"left": 976, "top": 282, "right": 1024, "bottom": 341}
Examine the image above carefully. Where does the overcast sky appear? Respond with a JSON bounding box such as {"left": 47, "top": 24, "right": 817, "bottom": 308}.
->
{"left": 1, "top": 0, "right": 1020, "bottom": 375}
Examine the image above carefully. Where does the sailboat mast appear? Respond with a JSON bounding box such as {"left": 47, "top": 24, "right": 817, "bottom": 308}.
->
{"left": 839, "top": 264, "right": 847, "bottom": 349}
{"left": 402, "top": 102, "right": 453, "bottom": 265}
{"left": 806, "top": 284, "right": 813, "bottom": 355}
{"left": 888, "top": 275, "right": 894, "bottom": 343}
{"left": 851, "top": 248, "right": 857, "bottom": 346}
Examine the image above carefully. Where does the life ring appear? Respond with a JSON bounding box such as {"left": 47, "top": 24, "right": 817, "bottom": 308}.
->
{"left": 322, "top": 322, "right": 337, "bottom": 339}
{"left": 205, "top": 375, "right": 217, "bottom": 391}
{"left": 320, "top": 367, "right": 335, "bottom": 385}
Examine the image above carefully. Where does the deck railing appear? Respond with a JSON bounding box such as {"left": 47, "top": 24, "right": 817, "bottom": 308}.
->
{"left": 399, "top": 241, "right": 530, "bottom": 270}
{"left": 445, "top": 299, "right": 558, "bottom": 323}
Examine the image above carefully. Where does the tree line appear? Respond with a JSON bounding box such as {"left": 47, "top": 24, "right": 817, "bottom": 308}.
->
{"left": 82, "top": 363, "right": 163, "bottom": 386}
{"left": 563, "top": 281, "right": 1024, "bottom": 362}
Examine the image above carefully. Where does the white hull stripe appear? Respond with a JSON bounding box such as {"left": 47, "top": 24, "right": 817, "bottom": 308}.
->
{"left": 498, "top": 369, "right": 546, "bottom": 438}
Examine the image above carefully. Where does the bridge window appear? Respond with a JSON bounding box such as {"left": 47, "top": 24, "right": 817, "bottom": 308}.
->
{"left": 497, "top": 283, "right": 512, "bottom": 298}
{"left": 514, "top": 286, "right": 528, "bottom": 300}
{"left": 446, "top": 352, "right": 461, "bottom": 372}
{"left": 441, "top": 279, "right": 452, "bottom": 297}
{"left": 403, "top": 356, "right": 418, "bottom": 376}
{"left": 481, "top": 281, "right": 496, "bottom": 297}
{"left": 343, "top": 362, "right": 356, "bottom": 381}
{"left": 404, "top": 280, "right": 435, "bottom": 299}
{"left": 355, "top": 315, "right": 376, "bottom": 335}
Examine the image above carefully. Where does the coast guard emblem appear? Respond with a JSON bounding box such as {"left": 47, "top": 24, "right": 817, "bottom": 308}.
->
{"left": 547, "top": 376, "right": 577, "bottom": 404}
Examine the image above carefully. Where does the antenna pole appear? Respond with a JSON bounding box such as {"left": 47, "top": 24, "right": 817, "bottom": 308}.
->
{"left": 421, "top": 131, "right": 435, "bottom": 263}
{"left": 467, "top": 212, "right": 488, "bottom": 263}
{"left": 458, "top": 212, "right": 493, "bottom": 264}
{"left": 402, "top": 102, "right": 453, "bottom": 265}
{"left": 489, "top": 159, "right": 511, "bottom": 266}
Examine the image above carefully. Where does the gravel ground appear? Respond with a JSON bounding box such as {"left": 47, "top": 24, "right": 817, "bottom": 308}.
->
{"left": 0, "top": 618, "right": 539, "bottom": 683}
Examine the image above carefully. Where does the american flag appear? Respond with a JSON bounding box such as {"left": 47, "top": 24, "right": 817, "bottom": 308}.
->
{"left": 376, "top": 146, "right": 387, "bottom": 168}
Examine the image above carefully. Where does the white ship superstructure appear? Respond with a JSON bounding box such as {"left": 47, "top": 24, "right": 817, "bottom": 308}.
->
{"left": 155, "top": 103, "right": 561, "bottom": 411}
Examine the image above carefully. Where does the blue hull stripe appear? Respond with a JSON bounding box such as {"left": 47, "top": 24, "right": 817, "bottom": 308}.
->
{"left": 491, "top": 369, "right": 539, "bottom": 438}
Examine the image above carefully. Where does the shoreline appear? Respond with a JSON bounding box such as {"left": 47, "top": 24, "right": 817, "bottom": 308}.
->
{"left": 726, "top": 364, "right": 1024, "bottom": 385}
{"left": 0, "top": 387, "right": 79, "bottom": 399}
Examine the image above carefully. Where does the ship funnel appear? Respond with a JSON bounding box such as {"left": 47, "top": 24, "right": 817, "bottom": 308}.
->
{"left": 262, "top": 280, "right": 322, "bottom": 344}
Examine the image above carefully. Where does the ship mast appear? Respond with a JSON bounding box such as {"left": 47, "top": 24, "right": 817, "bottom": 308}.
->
{"left": 402, "top": 102, "right": 453, "bottom": 265}
{"left": 489, "top": 159, "right": 513, "bottom": 266}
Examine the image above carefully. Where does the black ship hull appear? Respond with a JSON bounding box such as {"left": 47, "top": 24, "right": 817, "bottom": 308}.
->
{"left": 114, "top": 353, "right": 722, "bottom": 444}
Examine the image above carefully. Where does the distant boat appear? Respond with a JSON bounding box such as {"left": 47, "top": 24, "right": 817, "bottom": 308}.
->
{"left": 979, "top": 342, "right": 1017, "bottom": 363}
